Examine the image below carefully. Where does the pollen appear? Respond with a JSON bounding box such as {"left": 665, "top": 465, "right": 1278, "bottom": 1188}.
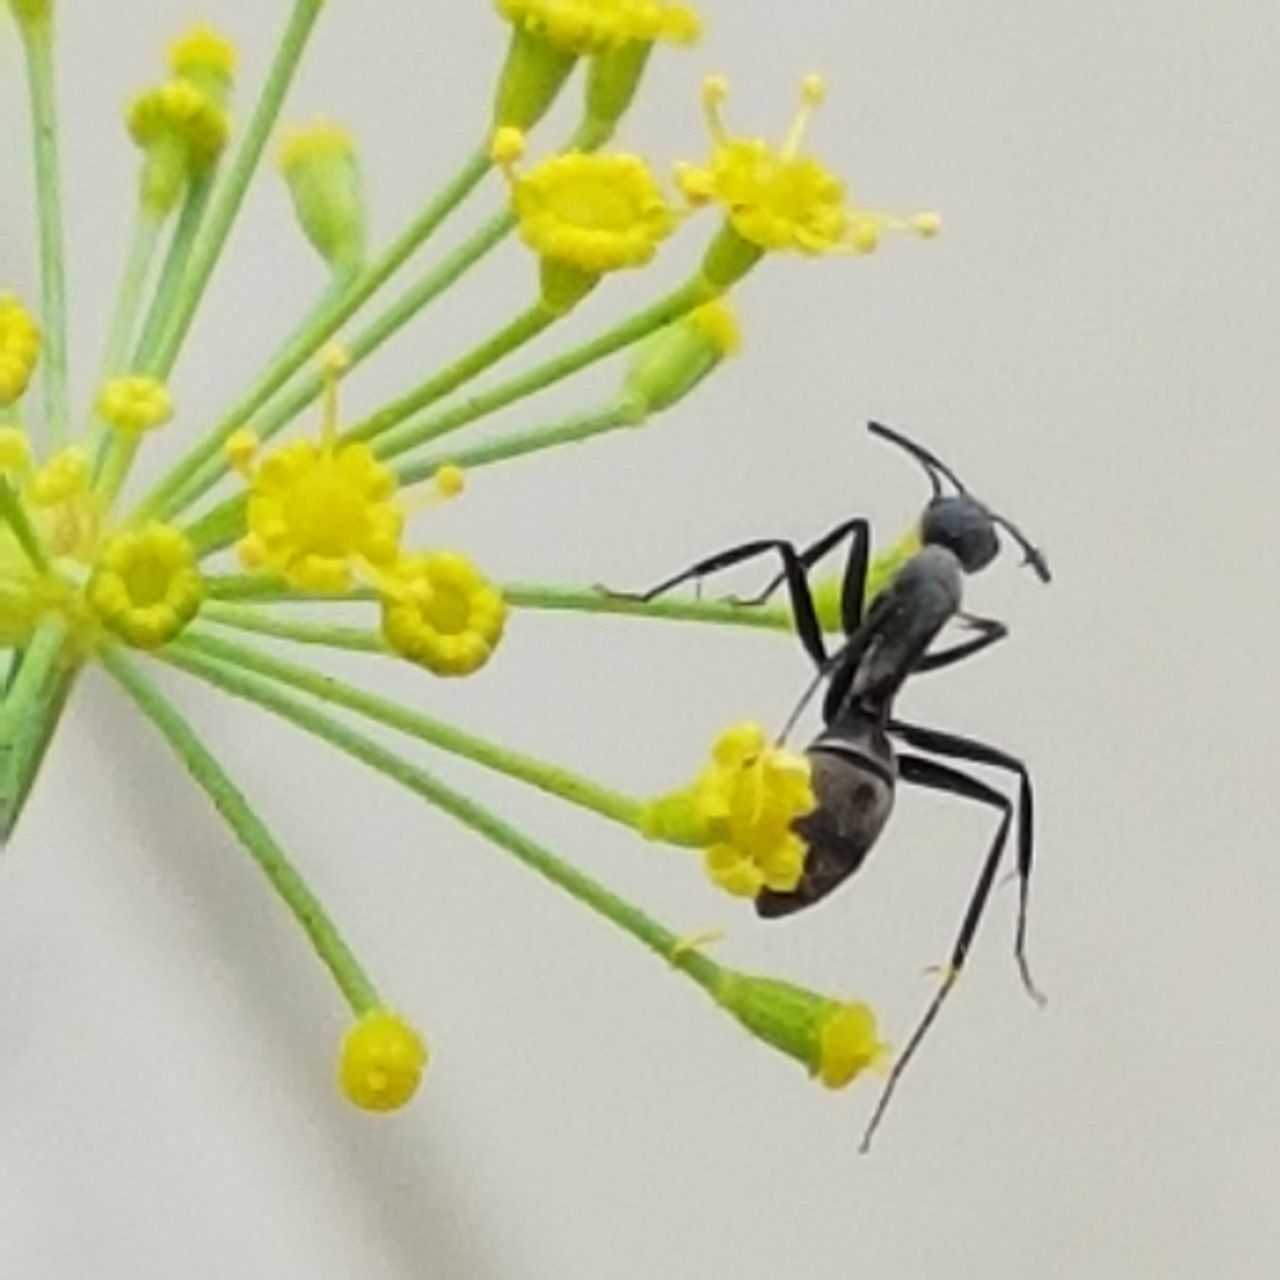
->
{"left": 676, "top": 74, "right": 939, "bottom": 258}
{"left": 0, "top": 293, "right": 41, "bottom": 407}
{"left": 381, "top": 551, "right": 507, "bottom": 677}
{"left": 97, "top": 375, "right": 175, "bottom": 435}
{"left": 512, "top": 151, "right": 677, "bottom": 276}
{"left": 88, "top": 523, "right": 205, "bottom": 650}
{"left": 339, "top": 1009, "right": 428, "bottom": 1112}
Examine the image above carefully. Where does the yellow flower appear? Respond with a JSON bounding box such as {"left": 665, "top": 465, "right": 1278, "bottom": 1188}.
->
{"left": 339, "top": 1008, "right": 428, "bottom": 1112}
{"left": 27, "top": 447, "right": 89, "bottom": 507}
{"left": 237, "top": 351, "right": 403, "bottom": 593}
{"left": 642, "top": 721, "right": 815, "bottom": 898}
{"left": 496, "top": 0, "right": 702, "bottom": 55}
{"left": 381, "top": 551, "right": 507, "bottom": 677}
{"left": 512, "top": 151, "right": 677, "bottom": 278}
{"left": 88, "top": 523, "right": 205, "bottom": 649}
{"left": 97, "top": 375, "right": 174, "bottom": 435}
{"left": 0, "top": 293, "right": 41, "bottom": 407}
{"left": 0, "top": 427, "right": 32, "bottom": 476}
{"left": 816, "top": 1001, "right": 890, "bottom": 1089}
{"left": 677, "top": 75, "right": 939, "bottom": 284}
{"left": 128, "top": 80, "right": 230, "bottom": 172}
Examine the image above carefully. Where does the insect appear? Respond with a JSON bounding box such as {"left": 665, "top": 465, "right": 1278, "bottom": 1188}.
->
{"left": 631, "top": 421, "right": 1051, "bottom": 1148}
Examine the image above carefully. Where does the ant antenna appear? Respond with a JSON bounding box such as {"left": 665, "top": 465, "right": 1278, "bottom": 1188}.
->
{"left": 868, "top": 421, "right": 1052, "bottom": 584}
{"left": 867, "top": 421, "right": 967, "bottom": 497}
{"left": 992, "top": 513, "right": 1052, "bottom": 583}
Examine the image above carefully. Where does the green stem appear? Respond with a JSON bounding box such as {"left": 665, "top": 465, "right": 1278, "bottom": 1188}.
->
{"left": 133, "top": 173, "right": 218, "bottom": 369}
{"left": 178, "top": 626, "right": 646, "bottom": 829}
{"left": 183, "top": 277, "right": 715, "bottom": 557}
{"left": 145, "top": 0, "right": 329, "bottom": 379}
{"left": 0, "top": 481, "right": 52, "bottom": 574}
{"left": 502, "top": 583, "right": 800, "bottom": 633}
{"left": 345, "top": 301, "right": 559, "bottom": 444}
{"left": 17, "top": 13, "right": 70, "bottom": 445}
{"left": 98, "top": 207, "right": 165, "bottom": 381}
{"left": 158, "top": 639, "right": 721, "bottom": 992}
{"left": 199, "top": 573, "right": 805, "bottom": 633}
{"left": 100, "top": 644, "right": 380, "bottom": 1014}
{"left": 0, "top": 615, "right": 73, "bottom": 842}
{"left": 372, "top": 275, "right": 715, "bottom": 463}
{"left": 129, "top": 146, "right": 493, "bottom": 525}
{"left": 396, "top": 399, "right": 640, "bottom": 487}
{"left": 150, "top": 209, "right": 515, "bottom": 525}
{"left": 198, "top": 602, "right": 383, "bottom": 653}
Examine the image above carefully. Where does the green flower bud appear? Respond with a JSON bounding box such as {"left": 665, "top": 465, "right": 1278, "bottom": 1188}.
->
{"left": 621, "top": 299, "right": 740, "bottom": 417}
{"left": 715, "top": 970, "right": 888, "bottom": 1089}
{"left": 279, "top": 122, "right": 368, "bottom": 273}
{"left": 493, "top": 26, "right": 578, "bottom": 132}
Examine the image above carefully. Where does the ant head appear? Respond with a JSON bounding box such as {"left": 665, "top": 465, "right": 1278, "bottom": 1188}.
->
{"left": 868, "top": 421, "right": 1052, "bottom": 582}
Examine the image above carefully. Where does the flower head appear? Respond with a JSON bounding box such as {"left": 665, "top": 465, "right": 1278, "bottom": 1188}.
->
{"left": 0, "top": 293, "right": 41, "bottom": 407}
{"left": 496, "top": 0, "right": 701, "bottom": 55}
{"left": 678, "top": 75, "right": 939, "bottom": 286}
{"left": 339, "top": 1008, "right": 428, "bottom": 1112}
{"left": 642, "top": 721, "right": 815, "bottom": 898}
{"left": 129, "top": 80, "right": 230, "bottom": 172}
{"left": 88, "top": 523, "right": 205, "bottom": 649}
{"left": 237, "top": 351, "right": 403, "bottom": 593}
{"left": 27, "top": 446, "right": 89, "bottom": 508}
{"left": 381, "top": 551, "right": 507, "bottom": 677}
{"left": 97, "top": 375, "right": 174, "bottom": 435}
{"left": 128, "top": 78, "right": 230, "bottom": 213}
{"left": 508, "top": 149, "right": 677, "bottom": 308}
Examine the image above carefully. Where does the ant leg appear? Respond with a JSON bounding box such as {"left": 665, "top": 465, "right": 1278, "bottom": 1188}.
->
{"left": 888, "top": 719, "right": 1041, "bottom": 1005}
{"left": 614, "top": 538, "right": 830, "bottom": 665}
{"left": 913, "top": 614, "right": 1008, "bottom": 675}
{"left": 730, "top": 518, "right": 870, "bottom": 630}
{"left": 859, "top": 753, "right": 1012, "bottom": 1153}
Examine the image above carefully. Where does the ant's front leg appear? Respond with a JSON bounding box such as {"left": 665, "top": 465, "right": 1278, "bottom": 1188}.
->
{"left": 913, "top": 613, "right": 1008, "bottom": 675}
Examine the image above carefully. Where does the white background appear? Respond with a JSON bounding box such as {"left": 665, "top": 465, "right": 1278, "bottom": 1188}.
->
{"left": 2, "top": 1, "right": 1278, "bottom": 1276}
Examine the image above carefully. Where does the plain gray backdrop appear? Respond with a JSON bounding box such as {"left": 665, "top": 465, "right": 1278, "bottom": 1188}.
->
{"left": 1, "top": 1, "right": 1277, "bottom": 1276}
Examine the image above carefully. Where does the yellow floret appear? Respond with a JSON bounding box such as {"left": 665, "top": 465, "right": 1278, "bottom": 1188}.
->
{"left": 677, "top": 74, "right": 939, "bottom": 267}
{"left": 88, "top": 523, "right": 205, "bottom": 649}
{"left": 97, "top": 375, "right": 174, "bottom": 435}
{"left": 496, "top": 0, "right": 702, "bottom": 54}
{"left": 339, "top": 1009, "right": 428, "bottom": 1112}
{"left": 128, "top": 79, "right": 230, "bottom": 172}
{"left": 641, "top": 721, "right": 815, "bottom": 898}
{"left": 381, "top": 552, "right": 508, "bottom": 677}
{"left": 512, "top": 152, "right": 676, "bottom": 276}
{"left": 0, "top": 293, "right": 41, "bottom": 407}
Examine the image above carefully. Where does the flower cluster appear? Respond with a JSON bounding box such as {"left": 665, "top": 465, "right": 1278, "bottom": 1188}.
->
{"left": 642, "top": 722, "right": 816, "bottom": 898}
{"left": 0, "top": 1, "right": 938, "bottom": 1129}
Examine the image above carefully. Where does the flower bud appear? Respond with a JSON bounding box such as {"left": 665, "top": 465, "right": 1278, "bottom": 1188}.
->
{"left": 279, "top": 122, "right": 368, "bottom": 272}
{"left": 621, "top": 299, "right": 739, "bottom": 417}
